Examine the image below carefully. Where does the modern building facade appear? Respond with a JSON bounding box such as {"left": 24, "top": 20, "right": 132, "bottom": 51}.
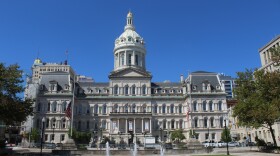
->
{"left": 22, "top": 12, "right": 228, "bottom": 145}
{"left": 259, "top": 35, "right": 280, "bottom": 72}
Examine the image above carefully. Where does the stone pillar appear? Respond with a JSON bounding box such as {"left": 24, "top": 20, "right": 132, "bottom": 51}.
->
{"left": 142, "top": 118, "right": 144, "bottom": 132}
{"left": 134, "top": 118, "right": 136, "bottom": 133}
{"left": 150, "top": 118, "right": 152, "bottom": 133}
{"left": 125, "top": 119, "right": 127, "bottom": 133}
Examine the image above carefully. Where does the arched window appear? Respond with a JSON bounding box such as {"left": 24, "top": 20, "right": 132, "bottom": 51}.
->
{"left": 142, "top": 85, "right": 146, "bottom": 95}
{"left": 163, "top": 119, "right": 166, "bottom": 129}
{"left": 47, "top": 102, "right": 51, "bottom": 111}
{"left": 203, "top": 101, "right": 207, "bottom": 111}
{"left": 121, "top": 53, "right": 124, "bottom": 65}
{"left": 37, "top": 102, "right": 41, "bottom": 112}
{"left": 102, "top": 104, "right": 107, "bottom": 114}
{"left": 220, "top": 117, "right": 224, "bottom": 128}
{"left": 62, "top": 101, "right": 67, "bottom": 112}
{"left": 102, "top": 120, "right": 106, "bottom": 129}
{"left": 114, "top": 104, "right": 118, "bottom": 113}
{"left": 132, "top": 85, "right": 136, "bottom": 95}
{"left": 210, "top": 117, "right": 214, "bottom": 127}
{"left": 171, "top": 119, "right": 175, "bottom": 129}
{"left": 125, "top": 85, "right": 129, "bottom": 95}
{"left": 170, "top": 104, "right": 174, "bottom": 114}
{"left": 52, "top": 101, "right": 57, "bottom": 112}
{"left": 194, "top": 117, "right": 198, "bottom": 128}
{"left": 94, "top": 104, "right": 98, "bottom": 114}
{"left": 128, "top": 54, "right": 132, "bottom": 65}
{"left": 193, "top": 101, "right": 197, "bottom": 111}
{"left": 179, "top": 119, "right": 183, "bottom": 129}
{"left": 204, "top": 117, "right": 208, "bottom": 128}
{"left": 162, "top": 104, "right": 166, "bottom": 114}
{"left": 135, "top": 55, "right": 138, "bottom": 65}
{"left": 124, "top": 104, "right": 128, "bottom": 113}
{"left": 142, "top": 104, "right": 146, "bottom": 113}
{"left": 52, "top": 118, "right": 56, "bottom": 128}
{"left": 132, "top": 104, "right": 136, "bottom": 113}
{"left": 46, "top": 118, "right": 50, "bottom": 128}
{"left": 209, "top": 101, "right": 213, "bottom": 112}
{"left": 62, "top": 118, "right": 66, "bottom": 128}
{"left": 87, "top": 105, "right": 90, "bottom": 114}
{"left": 153, "top": 105, "right": 158, "bottom": 114}
{"left": 178, "top": 104, "right": 182, "bottom": 113}
{"left": 114, "top": 85, "right": 118, "bottom": 95}
{"left": 218, "top": 101, "right": 222, "bottom": 111}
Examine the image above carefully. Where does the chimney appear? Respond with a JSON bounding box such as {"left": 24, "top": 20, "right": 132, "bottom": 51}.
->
{"left": 180, "top": 74, "right": 184, "bottom": 83}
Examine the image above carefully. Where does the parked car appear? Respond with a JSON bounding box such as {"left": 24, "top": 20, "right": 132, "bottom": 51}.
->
{"left": 202, "top": 141, "right": 210, "bottom": 147}
{"left": 44, "top": 142, "right": 56, "bottom": 149}
{"left": 164, "top": 143, "right": 173, "bottom": 149}
{"left": 217, "top": 141, "right": 226, "bottom": 148}
{"left": 228, "top": 142, "right": 239, "bottom": 147}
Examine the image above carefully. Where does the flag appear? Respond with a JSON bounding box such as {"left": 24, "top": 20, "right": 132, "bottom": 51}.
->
{"left": 186, "top": 105, "right": 190, "bottom": 121}
{"left": 65, "top": 102, "right": 71, "bottom": 119}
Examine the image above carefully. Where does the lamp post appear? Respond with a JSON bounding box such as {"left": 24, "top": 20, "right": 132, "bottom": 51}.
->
{"left": 52, "top": 124, "right": 55, "bottom": 143}
{"left": 224, "top": 119, "right": 229, "bottom": 155}
{"left": 40, "top": 117, "right": 45, "bottom": 156}
{"left": 142, "top": 131, "right": 147, "bottom": 147}
{"left": 159, "top": 128, "right": 163, "bottom": 144}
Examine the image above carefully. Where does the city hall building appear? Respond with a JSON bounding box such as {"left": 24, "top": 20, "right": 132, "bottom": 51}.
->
{"left": 22, "top": 12, "right": 229, "bottom": 145}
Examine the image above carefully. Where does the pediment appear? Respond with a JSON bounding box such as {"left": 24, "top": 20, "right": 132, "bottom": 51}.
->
{"left": 109, "top": 68, "right": 152, "bottom": 78}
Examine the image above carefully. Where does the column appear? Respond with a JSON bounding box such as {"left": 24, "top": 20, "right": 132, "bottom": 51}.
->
{"left": 142, "top": 118, "right": 144, "bottom": 132}
{"left": 149, "top": 118, "right": 152, "bottom": 133}
{"left": 125, "top": 119, "right": 127, "bottom": 133}
{"left": 118, "top": 118, "right": 120, "bottom": 132}
{"left": 134, "top": 118, "right": 136, "bottom": 133}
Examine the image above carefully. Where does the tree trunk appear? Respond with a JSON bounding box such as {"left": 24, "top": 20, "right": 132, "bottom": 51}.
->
{"left": 268, "top": 124, "right": 277, "bottom": 146}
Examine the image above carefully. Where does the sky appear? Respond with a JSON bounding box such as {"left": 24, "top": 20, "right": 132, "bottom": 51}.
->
{"left": 0, "top": 0, "right": 280, "bottom": 83}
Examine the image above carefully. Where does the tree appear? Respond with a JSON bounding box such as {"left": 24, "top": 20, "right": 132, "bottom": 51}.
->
{"left": 69, "top": 128, "right": 91, "bottom": 144}
{"left": 221, "top": 127, "right": 232, "bottom": 142}
{"left": 30, "top": 128, "right": 40, "bottom": 142}
{"left": 233, "top": 69, "right": 280, "bottom": 146}
{"left": 0, "top": 63, "right": 33, "bottom": 125}
{"left": 170, "top": 129, "right": 186, "bottom": 142}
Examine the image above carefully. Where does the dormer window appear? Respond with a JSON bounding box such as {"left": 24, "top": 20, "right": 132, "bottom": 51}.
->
{"left": 178, "top": 89, "right": 182, "bottom": 93}
{"left": 216, "top": 86, "right": 220, "bottom": 90}
{"left": 40, "top": 85, "right": 44, "bottom": 90}
{"left": 192, "top": 85, "right": 197, "bottom": 90}
{"left": 128, "top": 36, "right": 132, "bottom": 42}
{"left": 65, "top": 84, "right": 69, "bottom": 90}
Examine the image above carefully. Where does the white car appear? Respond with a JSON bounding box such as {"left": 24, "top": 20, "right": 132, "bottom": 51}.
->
{"left": 217, "top": 141, "right": 226, "bottom": 148}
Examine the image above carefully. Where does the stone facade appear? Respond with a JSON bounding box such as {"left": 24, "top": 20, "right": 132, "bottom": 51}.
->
{"left": 22, "top": 11, "right": 228, "bottom": 145}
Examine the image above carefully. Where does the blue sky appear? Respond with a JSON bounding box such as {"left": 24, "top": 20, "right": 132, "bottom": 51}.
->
{"left": 0, "top": 0, "right": 280, "bottom": 82}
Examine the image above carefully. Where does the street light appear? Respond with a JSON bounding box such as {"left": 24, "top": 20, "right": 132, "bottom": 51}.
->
{"left": 224, "top": 119, "right": 229, "bottom": 155}
{"left": 142, "top": 131, "right": 147, "bottom": 147}
{"left": 40, "top": 117, "right": 45, "bottom": 156}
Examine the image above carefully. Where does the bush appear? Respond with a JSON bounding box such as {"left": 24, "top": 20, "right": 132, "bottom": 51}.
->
{"left": 255, "top": 136, "right": 267, "bottom": 146}
{"left": 0, "top": 139, "right": 6, "bottom": 149}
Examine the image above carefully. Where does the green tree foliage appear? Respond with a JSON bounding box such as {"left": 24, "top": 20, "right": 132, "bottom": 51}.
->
{"left": 30, "top": 128, "right": 40, "bottom": 142}
{"left": 170, "top": 129, "right": 186, "bottom": 142}
{"left": 233, "top": 69, "right": 280, "bottom": 146}
{"left": 69, "top": 128, "right": 91, "bottom": 144}
{"left": 221, "top": 127, "right": 232, "bottom": 142}
{"left": 0, "top": 63, "right": 33, "bottom": 125}
{"left": 270, "top": 46, "right": 280, "bottom": 66}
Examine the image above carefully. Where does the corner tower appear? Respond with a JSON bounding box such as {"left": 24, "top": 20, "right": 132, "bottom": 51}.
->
{"left": 113, "top": 11, "right": 146, "bottom": 71}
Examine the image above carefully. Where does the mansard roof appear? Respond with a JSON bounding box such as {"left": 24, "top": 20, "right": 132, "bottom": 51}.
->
{"left": 189, "top": 71, "right": 221, "bottom": 92}
{"left": 40, "top": 72, "right": 70, "bottom": 90}
{"left": 151, "top": 82, "right": 182, "bottom": 88}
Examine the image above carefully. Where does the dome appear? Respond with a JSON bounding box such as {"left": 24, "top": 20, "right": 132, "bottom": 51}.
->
{"left": 114, "top": 11, "right": 145, "bottom": 49}
{"left": 33, "top": 58, "right": 42, "bottom": 65}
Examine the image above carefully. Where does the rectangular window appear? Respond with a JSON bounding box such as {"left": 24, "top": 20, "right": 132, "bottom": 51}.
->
{"left": 211, "top": 133, "right": 215, "bottom": 140}
{"left": 205, "top": 133, "right": 209, "bottom": 140}
{"left": 45, "top": 134, "right": 48, "bottom": 142}
{"left": 51, "top": 134, "right": 55, "bottom": 141}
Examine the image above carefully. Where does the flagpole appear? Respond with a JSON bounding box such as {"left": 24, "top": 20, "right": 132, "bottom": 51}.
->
{"left": 188, "top": 71, "right": 193, "bottom": 138}
{"left": 70, "top": 74, "right": 76, "bottom": 137}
